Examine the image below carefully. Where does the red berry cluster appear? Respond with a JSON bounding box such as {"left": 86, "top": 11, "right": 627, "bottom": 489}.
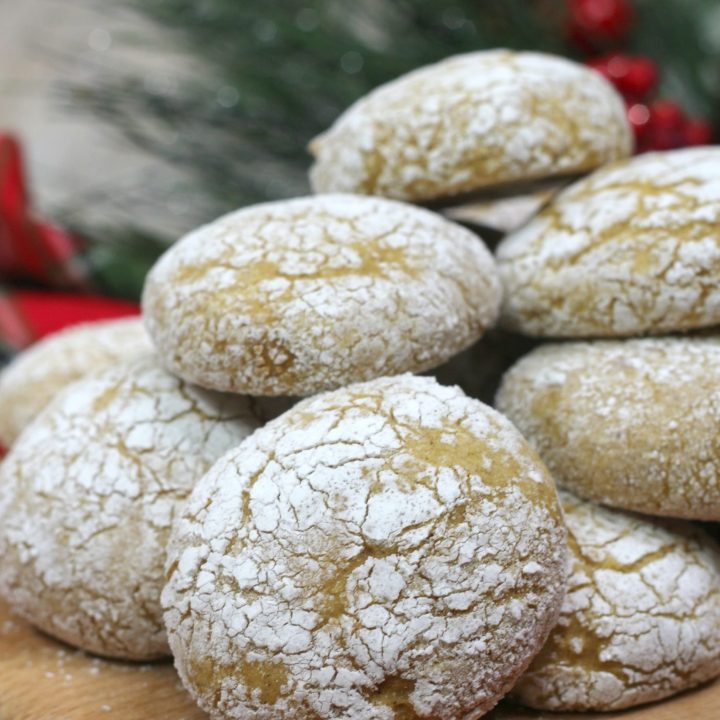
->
{"left": 567, "top": 0, "right": 634, "bottom": 51}
{"left": 588, "top": 54, "right": 713, "bottom": 151}
{"left": 566, "top": 0, "right": 713, "bottom": 152}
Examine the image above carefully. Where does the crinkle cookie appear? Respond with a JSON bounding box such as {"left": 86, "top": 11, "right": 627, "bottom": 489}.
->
{"left": 497, "top": 147, "right": 720, "bottom": 337}
{"left": 513, "top": 492, "right": 720, "bottom": 711}
{"left": 142, "top": 194, "right": 501, "bottom": 396}
{"left": 0, "top": 317, "right": 151, "bottom": 447}
{"left": 495, "top": 337, "right": 720, "bottom": 519}
{"left": 0, "top": 355, "right": 262, "bottom": 660}
{"left": 162, "top": 374, "right": 567, "bottom": 720}
{"left": 309, "top": 50, "right": 631, "bottom": 203}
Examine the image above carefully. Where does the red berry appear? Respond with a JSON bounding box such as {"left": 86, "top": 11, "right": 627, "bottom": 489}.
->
{"left": 650, "top": 99, "right": 686, "bottom": 131}
{"left": 568, "top": 0, "right": 634, "bottom": 48}
{"left": 605, "top": 53, "right": 633, "bottom": 83}
{"left": 626, "top": 102, "right": 651, "bottom": 142}
{"left": 621, "top": 57, "right": 659, "bottom": 98}
{"left": 639, "top": 100, "right": 692, "bottom": 152}
{"left": 684, "top": 118, "right": 713, "bottom": 146}
{"left": 586, "top": 54, "right": 657, "bottom": 99}
{"left": 648, "top": 127, "right": 680, "bottom": 151}
{"left": 586, "top": 53, "right": 630, "bottom": 87}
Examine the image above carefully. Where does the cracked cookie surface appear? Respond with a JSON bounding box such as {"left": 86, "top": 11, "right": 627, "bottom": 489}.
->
{"left": 497, "top": 147, "right": 720, "bottom": 337}
{"left": 0, "top": 317, "right": 151, "bottom": 447}
{"left": 162, "top": 374, "right": 567, "bottom": 720}
{"left": 513, "top": 492, "right": 720, "bottom": 711}
{"left": 309, "top": 50, "right": 631, "bottom": 202}
{"left": 495, "top": 337, "right": 720, "bottom": 519}
{"left": 142, "top": 194, "right": 501, "bottom": 396}
{"left": 0, "top": 354, "right": 262, "bottom": 660}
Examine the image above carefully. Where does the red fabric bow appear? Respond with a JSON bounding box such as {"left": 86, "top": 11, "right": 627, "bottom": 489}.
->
{"left": 0, "top": 134, "right": 140, "bottom": 358}
{"left": 0, "top": 134, "right": 92, "bottom": 290}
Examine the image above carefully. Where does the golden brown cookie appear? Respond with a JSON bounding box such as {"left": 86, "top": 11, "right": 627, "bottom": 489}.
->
{"left": 163, "top": 374, "right": 567, "bottom": 720}
{"left": 495, "top": 337, "right": 720, "bottom": 519}
{"left": 0, "top": 355, "right": 262, "bottom": 660}
{"left": 309, "top": 50, "right": 631, "bottom": 203}
{"left": 513, "top": 492, "right": 720, "bottom": 711}
{"left": 497, "top": 147, "right": 720, "bottom": 337}
{"left": 0, "top": 317, "right": 151, "bottom": 447}
{"left": 142, "top": 194, "right": 501, "bottom": 396}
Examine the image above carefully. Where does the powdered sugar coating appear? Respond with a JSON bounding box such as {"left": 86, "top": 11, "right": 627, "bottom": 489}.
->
{"left": 495, "top": 337, "right": 720, "bottom": 519}
{"left": 142, "top": 194, "right": 501, "bottom": 396}
{"left": 513, "top": 492, "right": 720, "bottom": 711}
{"left": 163, "top": 374, "right": 567, "bottom": 720}
{"left": 309, "top": 50, "right": 631, "bottom": 202}
{"left": 0, "top": 355, "right": 262, "bottom": 660}
{"left": 0, "top": 317, "right": 151, "bottom": 447}
{"left": 497, "top": 147, "right": 720, "bottom": 337}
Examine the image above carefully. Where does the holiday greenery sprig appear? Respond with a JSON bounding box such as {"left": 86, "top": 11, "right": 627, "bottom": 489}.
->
{"left": 64, "top": 0, "right": 719, "bottom": 247}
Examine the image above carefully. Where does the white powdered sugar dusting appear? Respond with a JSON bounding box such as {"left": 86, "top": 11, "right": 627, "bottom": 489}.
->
{"left": 0, "top": 354, "right": 262, "bottom": 660}
{"left": 497, "top": 147, "right": 720, "bottom": 337}
{"left": 513, "top": 492, "right": 720, "bottom": 711}
{"left": 0, "top": 317, "right": 152, "bottom": 447}
{"left": 309, "top": 50, "right": 631, "bottom": 201}
{"left": 142, "top": 194, "right": 501, "bottom": 396}
{"left": 162, "top": 374, "right": 567, "bottom": 720}
{"left": 495, "top": 336, "right": 720, "bottom": 519}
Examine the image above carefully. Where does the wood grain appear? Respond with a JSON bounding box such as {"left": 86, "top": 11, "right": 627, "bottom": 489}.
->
{"left": 0, "top": 600, "right": 204, "bottom": 720}
{"left": 1, "top": 599, "right": 718, "bottom": 720}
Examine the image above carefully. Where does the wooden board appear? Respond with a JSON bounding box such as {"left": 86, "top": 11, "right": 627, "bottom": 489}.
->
{"left": 1, "top": 599, "right": 718, "bottom": 720}
{"left": 0, "top": 600, "right": 204, "bottom": 720}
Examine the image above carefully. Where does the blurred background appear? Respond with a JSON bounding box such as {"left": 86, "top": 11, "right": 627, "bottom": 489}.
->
{"left": 1, "top": 0, "right": 719, "bottom": 353}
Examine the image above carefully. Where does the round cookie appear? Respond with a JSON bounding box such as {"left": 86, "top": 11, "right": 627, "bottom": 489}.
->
{"left": 162, "top": 374, "right": 567, "bottom": 720}
{"left": 495, "top": 337, "right": 720, "bottom": 519}
{"left": 309, "top": 50, "right": 631, "bottom": 203}
{"left": 142, "top": 194, "right": 501, "bottom": 396}
{"left": 0, "top": 354, "right": 262, "bottom": 660}
{"left": 497, "top": 147, "right": 720, "bottom": 337}
{"left": 513, "top": 492, "right": 720, "bottom": 711}
{"left": 0, "top": 317, "right": 151, "bottom": 447}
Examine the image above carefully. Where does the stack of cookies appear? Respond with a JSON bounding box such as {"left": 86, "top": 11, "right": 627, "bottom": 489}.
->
{"left": 494, "top": 146, "right": 720, "bottom": 712}
{"left": 0, "top": 48, "right": 719, "bottom": 720}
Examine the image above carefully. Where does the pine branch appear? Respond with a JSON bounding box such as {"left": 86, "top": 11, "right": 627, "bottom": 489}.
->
{"left": 62, "top": 0, "right": 719, "bottom": 248}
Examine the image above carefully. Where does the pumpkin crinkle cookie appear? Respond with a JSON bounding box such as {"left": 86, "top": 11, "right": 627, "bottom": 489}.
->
{"left": 143, "top": 194, "right": 501, "bottom": 396}
{"left": 309, "top": 50, "right": 631, "bottom": 202}
{"left": 496, "top": 337, "right": 720, "bottom": 519}
{"left": 497, "top": 147, "right": 720, "bottom": 337}
{"left": 162, "top": 374, "right": 567, "bottom": 720}
{"left": 0, "top": 317, "right": 150, "bottom": 447}
{"left": 513, "top": 492, "right": 720, "bottom": 711}
{"left": 0, "top": 354, "right": 262, "bottom": 660}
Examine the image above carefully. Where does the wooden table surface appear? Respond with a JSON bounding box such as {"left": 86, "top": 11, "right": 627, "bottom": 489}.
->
{"left": 1, "top": 599, "right": 718, "bottom": 720}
